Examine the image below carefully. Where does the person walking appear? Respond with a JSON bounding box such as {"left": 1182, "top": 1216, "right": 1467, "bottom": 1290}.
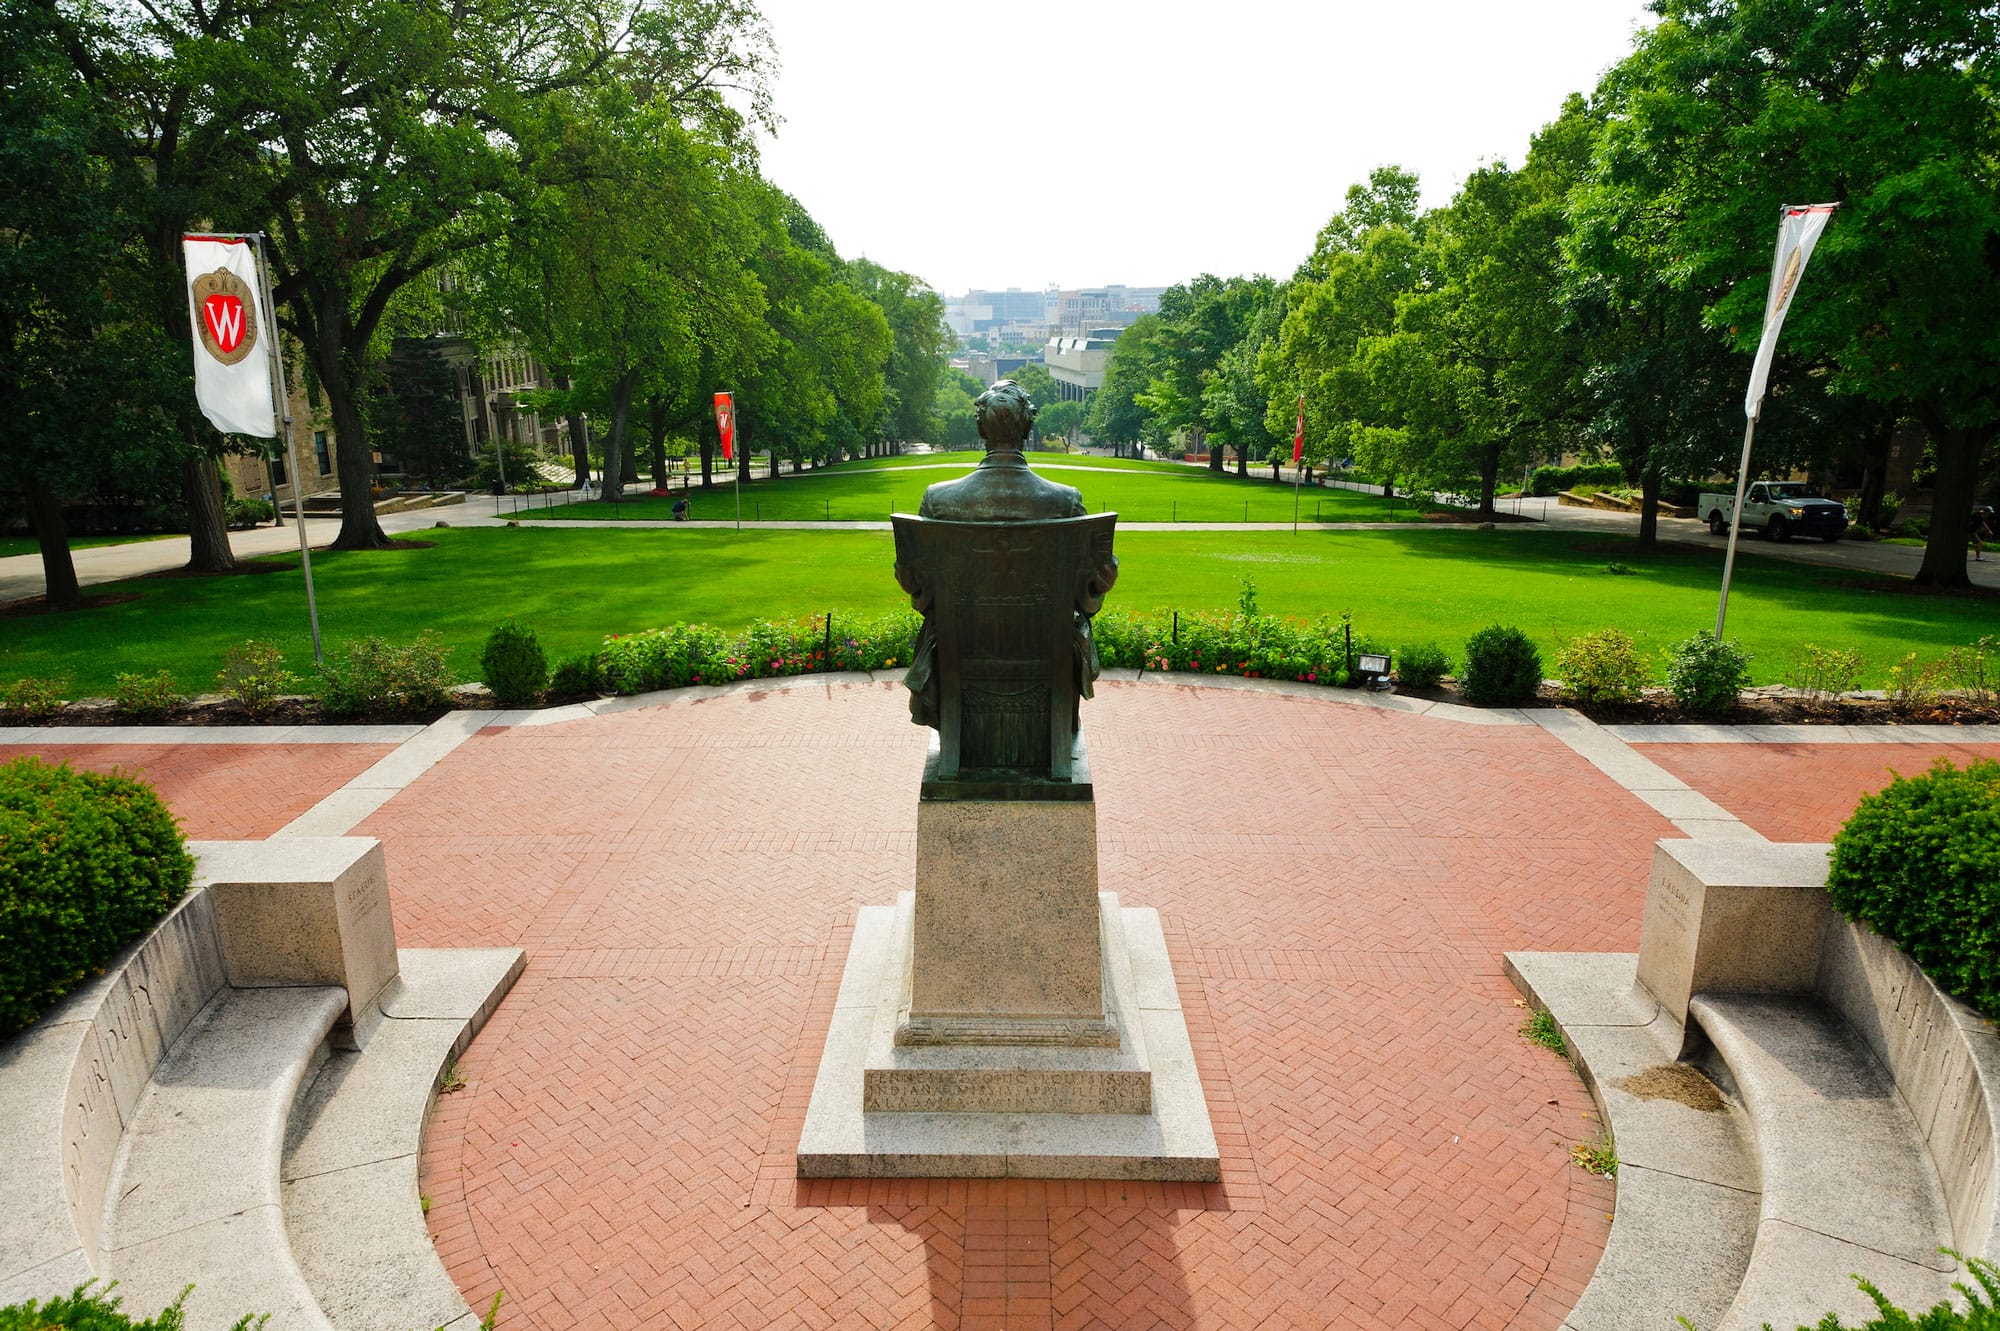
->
{"left": 1972, "top": 503, "right": 1995, "bottom": 561}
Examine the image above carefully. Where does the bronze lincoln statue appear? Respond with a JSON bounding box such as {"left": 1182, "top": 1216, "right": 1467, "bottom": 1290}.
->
{"left": 893, "top": 380, "right": 1118, "bottom": 780}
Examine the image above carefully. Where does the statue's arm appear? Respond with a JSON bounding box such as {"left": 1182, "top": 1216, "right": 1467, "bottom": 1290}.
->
{"left": 895, "top": 559, "right": 932, "bottom": 614}
{"left": 1077, "top": 555, "right": 1118, "bottom": 617}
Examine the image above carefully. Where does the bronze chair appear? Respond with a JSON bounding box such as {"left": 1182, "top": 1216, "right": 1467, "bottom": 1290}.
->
{"left": 892, "top": 513, "right": 1117, "bottom": 781}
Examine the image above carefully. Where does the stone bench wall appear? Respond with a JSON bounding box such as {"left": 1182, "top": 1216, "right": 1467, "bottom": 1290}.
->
{"left": 1816, "top": 915, "right": 2000, "bottom": 1262}
{"left": 1634, "top": 839, "right": 2000, "bottom": 1264}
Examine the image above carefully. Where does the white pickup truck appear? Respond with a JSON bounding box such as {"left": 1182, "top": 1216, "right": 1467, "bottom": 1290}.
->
{"left": 1699, "top": 480, "right": 1848, "bottom": 543}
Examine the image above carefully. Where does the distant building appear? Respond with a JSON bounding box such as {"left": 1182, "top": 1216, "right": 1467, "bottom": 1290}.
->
{"left": 965, "top": 352, "right": 1036, "bottom": 387}
{"left": 1043, "top": 332, "right": 1119, "bottom": 401}
{"left": 1051, "top": 286, "right": 1164, "bottom": 335}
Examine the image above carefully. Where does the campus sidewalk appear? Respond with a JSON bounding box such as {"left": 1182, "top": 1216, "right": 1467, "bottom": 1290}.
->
{"left": 6, "top": 678, "right": 1996, "bottom": 1330}
{"left": 7, "top": 483, "right": 1995, "bottom": 606}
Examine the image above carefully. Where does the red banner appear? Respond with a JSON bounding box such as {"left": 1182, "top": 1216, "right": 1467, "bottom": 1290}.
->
{"left": 1293, "top": 395, "right": 1305, "bottom": 465}
{"left": 713, "top": 392, "right": 735, "bottom": 461}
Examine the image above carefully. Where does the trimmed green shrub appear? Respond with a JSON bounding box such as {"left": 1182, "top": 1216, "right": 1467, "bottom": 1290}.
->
{"left": 319, "top": 632, "right": 454, "bottom": 716}
{"left": 1827, "top": 759, "right": 2000, "bottom": 1020}
{"left": 1787, "top": 643, "right": 1866, "bottom": 711}
{"left": 0, "top": 1282, "right": 260, "bottom": 1330}
{"left": 479, "top": 621, "right": 547, "bottom": 707}
{"left": 1554, "top": 629, "right": 1650, "bottom": 706}
{"left": 114, "top": 670, "right": 187, "bottom": 721}
{"left": 1, "top": 676, "right": 68, "bottom": 723}
{"left": 600, "top": 623, "right": 735, "bottom": 693}
{"left": 1395, "top": 642, "right": 1451, "bottom": 689}
{"left": 215, "top": 641, "right": 295, "bottom": 720}
{"left": 225, "top": 497, "right": 274, "bottom": 528}
{"left": 547, "top": 653, "right": 605, "bottom": 701}
{"left": 0, "top": 758, "right": 195, "bottom": 1038}
{"left": 1459, "top": 624, "right": 1543, "bottom": 706}
{"left": 1117, "top": 608, "right": 1362, "bottom": 685}
{"left": 1663, "top": 632, "right": 1752, "bottom": 715}
{"left": 1527, "top": 462, "right": 1624, "bottom": 497}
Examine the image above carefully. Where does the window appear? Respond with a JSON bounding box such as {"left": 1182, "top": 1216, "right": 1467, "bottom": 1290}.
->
{"left": 315, "top": 431, "right": 331, "bottom": 476}
{"left": 271, "top": 454, "right": 287, "bottom": 485}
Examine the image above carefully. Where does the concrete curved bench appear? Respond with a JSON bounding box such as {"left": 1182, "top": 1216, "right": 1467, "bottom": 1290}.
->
{"left": 1691, "top": 994, "right": 1958, "bottom": 1331}
{"left": 0, "top": 840, "right": 520, "bottom": 1331}
{"left": 99, "top": 984, "right": 349, "bottom": 1330}
{"left": 1506, "top": 952, "right": 1759, "bottom": 1331}
{"left": 1509, "top": 838, "right": 2000, "bottom": 1331}
{"left": 284, "top": 949, "right": 523, "bottom": 1331}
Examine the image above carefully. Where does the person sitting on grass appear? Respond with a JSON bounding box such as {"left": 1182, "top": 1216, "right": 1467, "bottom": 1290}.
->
{"left": 672, "top": 495, "right": 691, "bottom": 521}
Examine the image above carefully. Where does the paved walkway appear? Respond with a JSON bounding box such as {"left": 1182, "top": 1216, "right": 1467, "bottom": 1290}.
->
{"left": 7, "top": 484, "right": 1995, "bottom": 605}
{"left": 7, "top": 679, "right": 1998, "bottom": 1330}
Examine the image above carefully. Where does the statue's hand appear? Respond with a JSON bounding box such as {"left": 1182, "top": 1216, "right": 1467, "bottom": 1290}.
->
{"left": 894, "top": 562, "right": 932, "bottom": 613}
{"left": 1076, "top": 556, "right": 1119, "bottom": 616}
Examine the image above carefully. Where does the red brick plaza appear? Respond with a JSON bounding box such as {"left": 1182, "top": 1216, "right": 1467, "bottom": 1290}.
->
{"left": 8, "top": 683, "right": 1994, "bottom": 1331}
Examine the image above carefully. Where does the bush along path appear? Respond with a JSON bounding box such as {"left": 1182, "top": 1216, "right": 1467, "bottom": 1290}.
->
{"left": 7, "top": 609, "right": 2000, "bottom": 731}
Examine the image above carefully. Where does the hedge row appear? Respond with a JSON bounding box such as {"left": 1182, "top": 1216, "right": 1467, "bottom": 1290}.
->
{"left": 0, "top": 757, "right": 194, "bottom": 1038}
{"left": 1828, "top": 758, "right": 2000, "bottom": 1020}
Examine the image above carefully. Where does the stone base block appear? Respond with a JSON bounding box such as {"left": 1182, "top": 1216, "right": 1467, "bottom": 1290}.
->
{"left": 797, "top": 894, "right": 1219, "bottom": 1181}
{"left": 192, "top": 838, "right": 400, "bottom": 1049}
{"left": 909, "top": 797, "right": 1103, "bottom": 1032}
{"left": 867, "top": 892, "right": 1149, "bottom": 1114}
{"left": 1634, "top": 840, "right": 1832, "bottom": 1033}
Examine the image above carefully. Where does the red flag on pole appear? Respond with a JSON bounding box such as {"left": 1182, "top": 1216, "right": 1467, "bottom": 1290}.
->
{"left": 714, "top": 392, "right": 735, "bottom": 461}
{"left": 1293, "top": 395, "right": 1305, "bottom": 465}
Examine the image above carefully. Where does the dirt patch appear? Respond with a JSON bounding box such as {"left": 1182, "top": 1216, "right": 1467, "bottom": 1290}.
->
{"left": 1419, "top": 510, "right": 1538, "bottom": 525}
{"left": 0, "top": 592, "right": 144, "bottom": 617}
{"left": 1614, "top": 1064, "right": 1728, "bottom": 1112}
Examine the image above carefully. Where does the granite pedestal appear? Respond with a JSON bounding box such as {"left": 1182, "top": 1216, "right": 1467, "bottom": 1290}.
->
{"left": 798, "top": 740, "right": 1219, "bottom": 1180}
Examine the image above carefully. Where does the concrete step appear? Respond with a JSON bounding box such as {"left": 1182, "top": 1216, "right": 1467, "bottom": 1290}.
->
{"left": 282, "top": 948, "right": 524, "bottom": 1331}
{"left": 1507, "top": 952, "right": 1760, "bottom": 1331}
{"left": 99, "top": 984, "right": 348, "bottom": 1330}
{"left": 1690, "top": 994, "right": 1961, "bottom": 1331}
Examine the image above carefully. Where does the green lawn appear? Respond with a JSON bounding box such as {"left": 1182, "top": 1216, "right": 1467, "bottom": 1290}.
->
{"left": 3, "top": 525, "right": 1988, "bottom": 696}
{"left": 530, "top": 458, "right": 1418, "bottom": 525}
{"left": 0, "top": 532, "right": 176, "bottom": 559}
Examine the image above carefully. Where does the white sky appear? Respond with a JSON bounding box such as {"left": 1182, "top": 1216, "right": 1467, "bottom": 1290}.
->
{"left": 752, "top": 0, "right": 1657, "bottom": 296}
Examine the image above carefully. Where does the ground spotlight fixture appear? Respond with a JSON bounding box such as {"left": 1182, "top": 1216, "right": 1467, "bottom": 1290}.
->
{"left": 1355, "top": 652, "right": 1392, "bottom": 691}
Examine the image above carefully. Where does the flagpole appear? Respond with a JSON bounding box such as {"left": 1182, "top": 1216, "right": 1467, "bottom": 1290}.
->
{"left": 250, "top": 232, "right": 323, "bottom": 664}
{"left": 1714, "top": 408, "right": 1760, "bottom": 639}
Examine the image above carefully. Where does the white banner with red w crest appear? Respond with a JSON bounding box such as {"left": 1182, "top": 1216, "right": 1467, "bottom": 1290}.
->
{"left": 183, "top": 235, "right": 278, "bottom": 437}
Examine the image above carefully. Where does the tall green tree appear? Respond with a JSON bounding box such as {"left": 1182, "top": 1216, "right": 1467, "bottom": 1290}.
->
{"left": 1581, "top": 0, "right": 2000, "bottom": 583}
{"left": 0, "top": 1, "right": 184, "bottom": 602}
{"left": 844, "top": 259, "right": 950, "bottom": 447}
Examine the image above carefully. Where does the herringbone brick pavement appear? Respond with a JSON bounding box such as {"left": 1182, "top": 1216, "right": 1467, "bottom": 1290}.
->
{"left": 393, "top": 683, "right": 1640, "bottom": 1331}
{"left": 1641, "top": 740, "right": 2000, "bottom": 843}
{"left": 0, "top": 741, "right": 393, "bottom": 838}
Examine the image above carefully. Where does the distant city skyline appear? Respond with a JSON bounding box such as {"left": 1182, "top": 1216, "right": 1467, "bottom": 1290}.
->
{"left": 752, "top": 0, "right": 1656, "bottom": 295}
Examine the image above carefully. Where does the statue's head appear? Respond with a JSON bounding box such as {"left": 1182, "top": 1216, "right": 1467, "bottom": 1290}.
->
{"left": 975, "top": 380, "right": 1038, "bottom": 447}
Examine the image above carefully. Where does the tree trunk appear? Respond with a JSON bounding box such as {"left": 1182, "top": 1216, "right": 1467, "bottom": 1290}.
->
{"left": 550, "top": 373, "right": 590, "bottom": 488}
{"left": 1235, "top": 445, "right": 1247, "bottom": 479}
{"left": 181, "top": 454, "right": 237, "bottom": 571}
{"left": 307, "top": 291, "right": 392, "bottom": 551}
{"left": 1201, "top": 429, "right": 1219, "bottom": 473}
{"left": 1913, "top": 421, "right": 1990, "bottom": 588}
{"left": 700, "top": 434, "right": 715, "bottom": 489}
{"left": 1272, "top": 458, "right": 1281, "bottom": 481}
{"left": 1636, "top": 470, "right": 1662, "bottom": 547}
{"left": 770, "top": 448, "right": 780, "bottom": 479}
{"left": 648, "top": 398, "right": 669, "bottom": 489}
{"left": 737, "top": 413, "right": 753, "bottom": 486}
{"left": 597, "top": 371, "right": 635, "bottom": 501}
{"left": 25, "top": 477, "right": 80, "bottom": 606}
{"left": 1855, "top": 426, "right": 1893, "bottom": 527}
{"left": 1476, "top": 443, "right": 1501, "bottom": 517}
